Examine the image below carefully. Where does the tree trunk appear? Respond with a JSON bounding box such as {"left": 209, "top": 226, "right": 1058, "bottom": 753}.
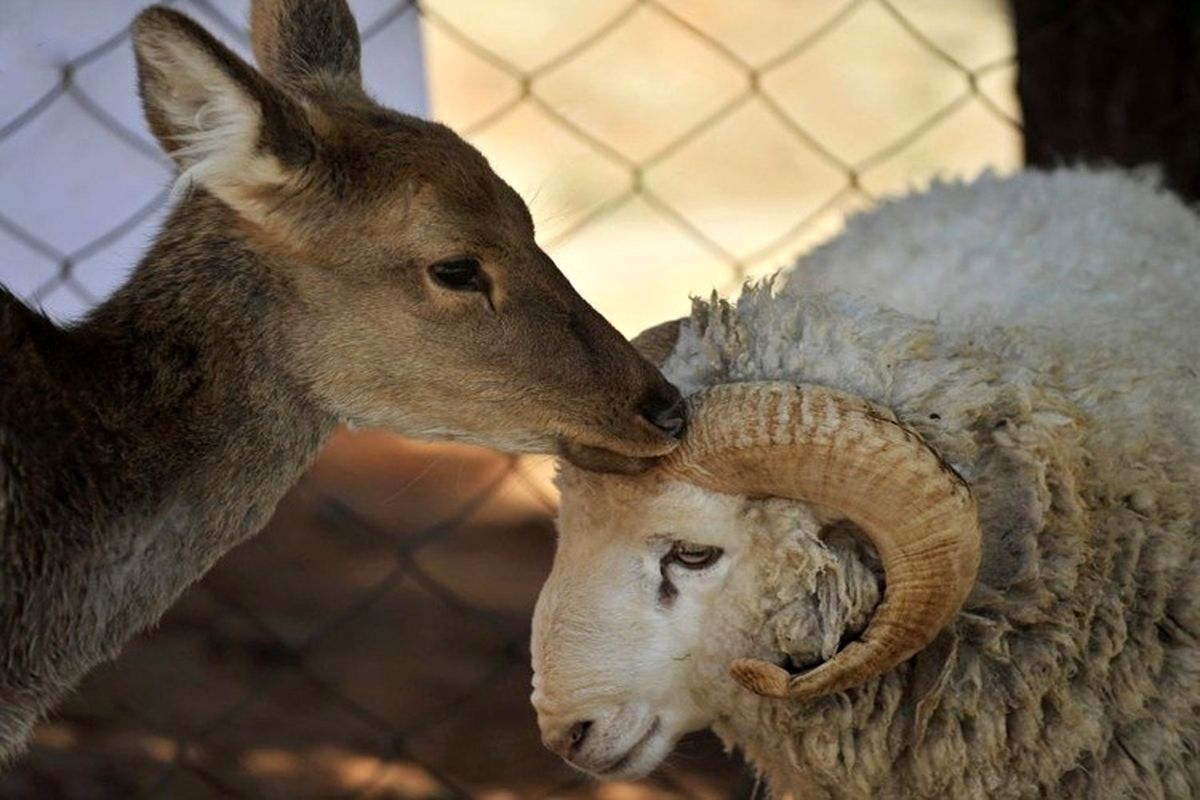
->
{"left": 1012, "top": 0, "right": 1200, "bottom": 200}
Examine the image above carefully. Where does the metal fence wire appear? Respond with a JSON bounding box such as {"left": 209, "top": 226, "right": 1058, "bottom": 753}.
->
{"left": 1, "top": 1, "right": 1022, "bottom": 798}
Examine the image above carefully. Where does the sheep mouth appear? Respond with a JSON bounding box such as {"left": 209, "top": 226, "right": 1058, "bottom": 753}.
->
{"left": 594, "top": 717, "right": 662, "bottom": 777}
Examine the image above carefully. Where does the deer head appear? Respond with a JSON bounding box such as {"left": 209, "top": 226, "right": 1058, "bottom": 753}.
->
{"left": 130, "top": 1, "right": 683, "bottom": 471}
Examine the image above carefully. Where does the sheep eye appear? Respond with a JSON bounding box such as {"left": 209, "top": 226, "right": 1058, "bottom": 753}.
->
{"left": 429, "top": 258, "right": 485, "bottom": 292}
{"left": 668, "top": 542, "right": 723, "bottom": 570}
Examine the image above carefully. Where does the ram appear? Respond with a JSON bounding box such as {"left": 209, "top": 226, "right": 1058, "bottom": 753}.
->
{"left": 530, "top": 168, "right": 1200, "bottom": 798}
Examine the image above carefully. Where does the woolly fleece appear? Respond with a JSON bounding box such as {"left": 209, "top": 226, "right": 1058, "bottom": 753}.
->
{"left": 653, "top": 169, "right": 1200, "bottom": 798}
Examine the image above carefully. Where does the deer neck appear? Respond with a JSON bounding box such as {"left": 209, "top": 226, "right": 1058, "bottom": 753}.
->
{"left": 0, "top": 193, "right": 337, "bottom": 745}
{"left": 65, "top": 193, "right": 335, "bottom": 533}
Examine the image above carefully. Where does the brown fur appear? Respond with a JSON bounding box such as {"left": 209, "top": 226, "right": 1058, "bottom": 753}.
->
{"left": 0, "top": 0, "right": 681, "bottom": 761}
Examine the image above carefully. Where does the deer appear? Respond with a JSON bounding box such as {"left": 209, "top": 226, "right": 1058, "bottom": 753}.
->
{"left": 0, "top": 0, "right": 685, "bottom": 762}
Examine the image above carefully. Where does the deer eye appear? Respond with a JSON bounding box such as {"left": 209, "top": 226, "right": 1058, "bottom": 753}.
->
{"left": 666, "top": 541, "right": 723, "bottom": 570}
{"left": 429, "top": 258, "right": 486, "bottom": 292}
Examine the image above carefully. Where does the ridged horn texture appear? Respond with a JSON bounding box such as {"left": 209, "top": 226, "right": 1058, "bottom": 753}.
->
{"left": 660, "top": 382, "right": 981, "bottom": 700}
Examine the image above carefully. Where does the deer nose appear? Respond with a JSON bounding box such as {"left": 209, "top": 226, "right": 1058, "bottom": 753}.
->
{"left": 640, "top": 396, "right": 686, "bottom": 440}
{"left": 543, "top": 719, "right": 593, "bottom": 758}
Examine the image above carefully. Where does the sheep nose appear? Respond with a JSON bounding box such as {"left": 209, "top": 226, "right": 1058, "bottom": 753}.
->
{"left": 543, "top": 719, "right": 593, "bottom": 757}
{"left": 640, "top": 396, "right": 686, "bottom": 440}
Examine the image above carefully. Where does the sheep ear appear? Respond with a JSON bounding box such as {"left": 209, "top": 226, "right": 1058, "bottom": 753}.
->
{"left": 133, "top": 7, "right": 315, "bottom": 214}
{"left": 631, "top": 318, "right": 684, "bottom": 367}
{"left": 250, "top": 0, "right": 363, "bottom": 96}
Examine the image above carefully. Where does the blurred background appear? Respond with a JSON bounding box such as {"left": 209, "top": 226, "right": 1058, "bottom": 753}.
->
{"left": 1, "top": 0, "right": 1194, "bottom": 797}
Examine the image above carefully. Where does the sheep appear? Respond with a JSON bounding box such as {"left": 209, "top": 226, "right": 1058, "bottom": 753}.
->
{"left": 529, "top": 167, "right": 1200, "bottom": 799}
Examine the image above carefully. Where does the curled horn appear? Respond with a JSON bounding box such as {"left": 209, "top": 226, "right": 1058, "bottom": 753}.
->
{"left": 661, "top": 381, "right": 980, "bottom": 700}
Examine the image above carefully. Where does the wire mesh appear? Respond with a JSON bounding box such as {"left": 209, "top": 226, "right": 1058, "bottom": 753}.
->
{"left": 0, "top": 1, "right": 1020, "bottom": 797}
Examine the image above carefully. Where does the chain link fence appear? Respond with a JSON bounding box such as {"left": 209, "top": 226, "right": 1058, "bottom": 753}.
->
{"left": 1, "top": 1, "right": 1021, "bottom": 797}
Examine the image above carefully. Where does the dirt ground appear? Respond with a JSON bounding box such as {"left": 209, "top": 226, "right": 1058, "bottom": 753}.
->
{"left": 0, "top": 432, "right": 755, "bottom": 799}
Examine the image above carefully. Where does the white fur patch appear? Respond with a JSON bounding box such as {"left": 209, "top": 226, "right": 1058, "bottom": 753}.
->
{"left": 139, "top": 31, "right": 291, "bottom": 205}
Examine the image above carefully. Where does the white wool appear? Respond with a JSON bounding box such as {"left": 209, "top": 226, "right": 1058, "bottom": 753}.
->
{"left": 535, "top": 168, "right": 1200, "bottom": 799}
{"left": 785, "top": 169, "right": 1200, "bottom": 335}
{"left": 664, "top": 169, "right": 1199, "bottom": 470}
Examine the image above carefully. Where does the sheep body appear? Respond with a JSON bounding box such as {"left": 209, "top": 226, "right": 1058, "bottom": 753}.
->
{"left": 577, "top": 168, "right": 1199, "bottom": 798}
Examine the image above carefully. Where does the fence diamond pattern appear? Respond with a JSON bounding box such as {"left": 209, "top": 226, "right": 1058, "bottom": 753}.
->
{"left": 0, "top": 1, "right": 1019, "bottom": 797}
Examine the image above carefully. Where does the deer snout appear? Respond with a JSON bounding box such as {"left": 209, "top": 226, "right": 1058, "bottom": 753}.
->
{"left": 629, "top": 379, "right": 685, "bottom": 447}
{"left": 639, "top": 394, "right": 686, "bottom": 440}
{"left": 555, "top": 367, "right": 684, "bottom": 474}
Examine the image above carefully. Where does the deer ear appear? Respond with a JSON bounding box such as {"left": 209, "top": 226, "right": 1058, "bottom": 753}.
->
{"left": 250, "top": 0, "right": 363, "bottom": 96}
{"left": 132, "top": 6, "right": 316, "bottom": 209}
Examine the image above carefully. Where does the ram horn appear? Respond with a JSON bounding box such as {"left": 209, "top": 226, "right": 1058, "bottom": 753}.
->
{"left": 660, "top": 381, "right": 980, "bottom": 700}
